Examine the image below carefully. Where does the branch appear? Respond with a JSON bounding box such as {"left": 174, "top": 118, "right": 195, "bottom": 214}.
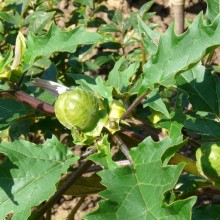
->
{"left": 67, "top": 196, "right": 86, "bottom": 220}
{"left": 125, "top": 118, "right": 163, "bottom": 141}
{"left": 85, "top": 160, "right": 131, "bottom": 173}
{"left": 121, "top": 89, "right": 151, "bottom": 119}
{"left": 0, "top": 90, "right": 55, "bottom": 116}
{"left": 111, "top": 134, "right": 132, "bottom": 164}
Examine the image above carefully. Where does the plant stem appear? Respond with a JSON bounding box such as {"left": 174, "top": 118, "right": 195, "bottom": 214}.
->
{"left": 67, "top": 196, "right": 86, "bottom": 220}
{"left": 125, "top": 118, "right": 163, "bottom": 141}
{"left": 29, "top": 160, "right": 93, "bottom": 220}
{"left": 171, "top": 0, "right": 185, "bottom": 34}
{"left": 81, "top": 148, "right": 97, "bottom": 160}
{"left": 121, "top": 89, "right": 151, "bottom": 120}
{"left": 45, "top": 208, "right": 51, "bottom": 220}
{"left": 85, "top": 160, "right": 130, "bottom": 173}
{"left": 120, "top": 128, "right": 145, "bottom": 142}
{"left": 0, "top": 90, "right": 55, "bottom": 116}
{"left": 112, "top": 134, "right": 132, "bottom": 164}
{"left": 47, "top": 0, "right": 53, "bottom": 10}
{"left": 205, "top": 51, "right": 215, "bottom": 67}
{"left": 141, "top": 41, "right": 147, "bottom": 72}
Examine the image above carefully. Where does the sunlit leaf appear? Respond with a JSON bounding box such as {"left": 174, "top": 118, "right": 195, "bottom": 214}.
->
{"left": 0, "top": 136, "right": 79, "bottom": 220}
{"left": 140, "top": 13, "right": 220, "bottom": 93}
{"left": 85, "top": 137, "right": 196, "bottom": 220}
{"left": 24, "top": 24, "right": 103, "bottom": 67}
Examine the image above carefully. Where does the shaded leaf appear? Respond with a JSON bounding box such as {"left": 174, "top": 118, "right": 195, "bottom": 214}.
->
{"left": 60, "top": 174, "right": 105, "bottom": 196}
{"left": 0, "top": 136, "right": 79, "bottom": 220}
{"left": 176, "top": 64, "right": 220, "bottom": 117}
{"left": 75, "top": 0, "right": 93, "bottom": 8}
{"left": 0, "top": 11, "right": 21, "bottom": 26}
{"left": 0, "top": 99, "right": 33, "bottom": 130}
{"left": 9, "top": 119, "right": 31, "bottom": 141}
{"left": 192, "top": 204, "right": 220, "bottom": 220}
{"left": 184, "top": 117, "right": 220, "bottom": 139}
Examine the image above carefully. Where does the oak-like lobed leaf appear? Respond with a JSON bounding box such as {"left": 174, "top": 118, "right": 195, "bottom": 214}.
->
{"left": 85, "top": 137, "right": 196, "bottom": 220}
{"left": 140, "top": 13, "right": 220, "bottom": 94}
{"left": 0, "top": 136, "right": 79, "bottom": 220}
{"left": 23, "top": 24, "right": 103, "bottom": 68}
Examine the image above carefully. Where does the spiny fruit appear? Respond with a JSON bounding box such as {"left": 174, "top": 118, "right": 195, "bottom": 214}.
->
{"left": 54, "top": 88, "right": 100, "bottom": 132}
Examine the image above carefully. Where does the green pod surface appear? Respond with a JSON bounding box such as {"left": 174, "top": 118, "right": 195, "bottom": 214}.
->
{"left": 196, "top": 142, "right": 220, "bottom": 183}
{"left": 54, "top": 88, "right": 99, "bottom": 132}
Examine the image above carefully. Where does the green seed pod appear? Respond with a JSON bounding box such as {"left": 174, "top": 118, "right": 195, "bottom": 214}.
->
{"left": 54, "top": 88, "right": 100, "bottom": 132}
{"left": 196, "top": 142, "right": 220, "bottom": 184}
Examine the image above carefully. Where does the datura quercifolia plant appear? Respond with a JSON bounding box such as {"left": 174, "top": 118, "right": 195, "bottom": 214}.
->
{"left": 32, "top": 78, "right": 126, "bottom": 145}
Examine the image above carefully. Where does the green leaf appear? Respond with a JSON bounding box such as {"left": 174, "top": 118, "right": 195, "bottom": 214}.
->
{"left": 177, "top": 173, "right": 204, "bottom": 198}
{"left": 0, "top": 48, "right": 13, "bottom": 80}
{"left": 192, "top": 205, "right": 220, "bottom": 220}
{"left": 106, "top": 57, "right": 140, "bottom": 94}
{"left": 137, "top": 16, "right": 159, "bottom": 56}
{"left": 184, "top": 117, "right": 220, "bottom": 139}
{"left": 24, "top": 24, "right": 103, "bottom": 66}
{"left": 0, "top": 136, "right": 79, "bottom": 220}
{"left": 19, "top": 0, "right": 32, "bottom": 15}
{"left": 158, "top": 112, "right": 186, "bottom": 143}
{"left": 75, "top": 0, "right": 93, "bottom": 8}
{"left": 85, "top": 137, "right": 196, "bottom": 220}
{"left": 139, "top": 1, "right": 154, "bottom": 17}
{"left": 88, "top": 135, "right": 118, "bottom": 169}
{"left": 24, "top": 11, "right": 56, "bottom": 34}
{"left": 141, "top": 13, "right": 220, "bottom": 93}
{"left": 143, "top": 89, "right": 170, "bottom": 118}
{"left": 0, "top": 11, "right": 21, "bottom": 26}
{"left": 112, "top": 11, "right": 123, "bottom": 26}
{"left": 0, "top": 99, "right": 33, "bottom": 130}
{"left": 176, "top": 64, "right": 220, "bottom": 117}
{"left": 206, "top": 0, "right": 220, "bottom": 24}
{"left": 0, "top": 48, "right": 13, "bottom": 72}
{"left": 69, "top": 74, "right": 113, "bottom": 101}
{"left": 99, "top": 24, "right": 120, "bottom": 33}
